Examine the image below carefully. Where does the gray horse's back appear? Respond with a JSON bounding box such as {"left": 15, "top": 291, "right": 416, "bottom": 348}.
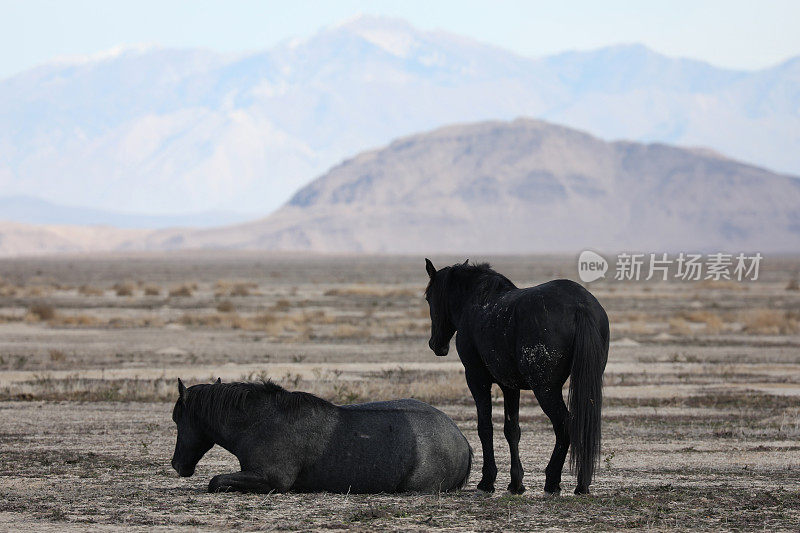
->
{"left": 300, "top": 398, "right": 471, "bottom": 493}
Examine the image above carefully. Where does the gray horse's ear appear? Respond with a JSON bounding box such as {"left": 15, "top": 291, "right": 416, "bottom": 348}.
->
{"left": 178, "top": 378, "right": 187, "bottom": 403}
{"left": 463, "top": 259, "right": 469, "bottom": 266}
{"left": 216, "top": 377, "right": 222, "bottom": 384}
{"left": 425, "top": 258, "right": 436, "bottom": 278}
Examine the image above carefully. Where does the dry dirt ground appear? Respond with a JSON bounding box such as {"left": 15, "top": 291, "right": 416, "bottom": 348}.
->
{"left": 0, "top": 253, "right": 798, "bottom": 531}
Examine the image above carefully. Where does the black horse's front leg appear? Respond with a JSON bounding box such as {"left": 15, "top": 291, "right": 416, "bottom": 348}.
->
{"left": 208, "top": 471, "right": 281, "bottom": 494}
{"left": 501, "top": 386, "right": 525, "bottom": 494}
{"left": 466, "top": 368, "right": 497, "bottom": 493}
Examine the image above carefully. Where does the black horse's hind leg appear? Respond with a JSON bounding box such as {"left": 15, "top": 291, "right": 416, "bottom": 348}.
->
{"left": 466, "top": 368, "right": 497, "bottom": 493}
{"left": 500, "top": 386, "right": 525, "bottom": 494}
{"left": 533, "top": 386, "right": 570, "bottom": 495}
{"left": 208, "top": 471, "right": 280, "bottom": 494}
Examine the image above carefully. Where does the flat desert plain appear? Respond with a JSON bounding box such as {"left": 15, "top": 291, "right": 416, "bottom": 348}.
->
{"left": 0, "top": 253, "right": 797, "bottom": 531}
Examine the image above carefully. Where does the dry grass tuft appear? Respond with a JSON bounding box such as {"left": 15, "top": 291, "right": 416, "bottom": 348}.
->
{"left": 229, "top": 284, "right": 252, "bottom": 297}
{"left": 23, "top": 286, "right": 47, "bottom": 297}
{"left": 168, "top": 284, "right": 194, "bottom": 298}
{"left": 113, "top": 282, "right": 135, "bottom": 297}
{"left": 274, "top": 298, "right": 291, "bottom": 311}
{"left": 49, "top": 349, "right": 66, "bottom": 362}
{"left": 27, "top": 303, "right": 56, "bottom": 321}
{"left": 668, "top": 317, "right": 693, "bottom": 337}
{"left": 680, "top": 310, "right": 726, "bottom": 334}
{"left": 214, "top": 280, "right": 259, "bottom": 297}
{"left": 330, "top": 323, "right": 371, "bottom": 339}
{"left": 0, "top": 285, "right": 17, "bottom": 297}
{"left": 216, "top": 300, "right": 235, "bottom": 313}
{"left": 787, "top": 277, "right": 800, "bottom": 291}
{"left": 78, "top": 285, "right": 104, "bottom": 296}
{"left": 53, "top": 314, "right": 101, "bottom": 327}
{"left": 0, "top": 376, "right": 178, "bottom": 402}
{"left": 143, "top": 285, "right": 161, "bottom": 296}
{"left": 740, "top": 309, "right": 800, "bottom": 335}
{"left": 324, "top": 285, "right": 419, "bottom": 298}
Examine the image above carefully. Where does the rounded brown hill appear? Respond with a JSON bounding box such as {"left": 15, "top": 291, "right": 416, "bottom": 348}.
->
{"left": 150, "top": 118, "right": 800, "bottom": 253}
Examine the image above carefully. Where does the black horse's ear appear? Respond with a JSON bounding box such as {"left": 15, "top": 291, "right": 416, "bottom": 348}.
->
{"left": 463, "top": 259, "right": 469, "bottom": 266}
{"left": 425, "top": 258, "right": 436, "bottom": 278}
{"left": 216, "top": 377, "right": 222, "bottom": 385}
{"left": 178, "top": 378, "right": 187, "bottom": 403}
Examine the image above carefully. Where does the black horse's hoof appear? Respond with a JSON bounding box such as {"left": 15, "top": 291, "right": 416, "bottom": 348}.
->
{"left": 476, "top": 479, "right": 495, "bottom": 493}
{"left": 544, "top": 482, "right": 561, "bottom": 495}
{"left": 208, "top": 475, "right": 226, "bottom": 493}
{"left": 507, "top": 482, "right": 526, "bottom": 495}
{"left": 543, "top": 489, "right": 561, "bottom": 498}
{"left": 574, "top": 486, "right": 590, "bottom": 495}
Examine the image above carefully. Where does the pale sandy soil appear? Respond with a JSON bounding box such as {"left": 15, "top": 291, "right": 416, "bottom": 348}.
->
{"left": 0, "top": 253, "right": 798, "bottom": 531}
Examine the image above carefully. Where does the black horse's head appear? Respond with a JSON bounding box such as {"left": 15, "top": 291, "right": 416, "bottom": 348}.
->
{"left": 424, "top": 258, "right": 457, "bottom": 357}
{"left": 170, "top": 378, "right": 215, "bottom": 477}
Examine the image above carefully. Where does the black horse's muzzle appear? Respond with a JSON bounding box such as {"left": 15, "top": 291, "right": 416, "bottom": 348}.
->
{"left": 429, "top": 339, "right": 449, "bottom": 357}
{"left": 172, "top": 459, "right": 195, "bottom": 477}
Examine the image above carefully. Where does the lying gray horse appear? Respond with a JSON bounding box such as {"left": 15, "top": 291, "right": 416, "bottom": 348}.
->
{"left": 171, "top": 379, "right": 472, "bottom": 493}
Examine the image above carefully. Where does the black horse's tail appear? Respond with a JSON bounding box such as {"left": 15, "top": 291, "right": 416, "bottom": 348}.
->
{"left": 568, "top": 305, "right": 607, "bottom": 490}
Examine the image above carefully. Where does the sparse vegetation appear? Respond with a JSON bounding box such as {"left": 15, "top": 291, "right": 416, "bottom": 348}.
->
{"left": 27, "top": 303, "right": 56, "bottom": 321}
{"left": 143, "top": 285, "right": 161, "bottom": 296}
{"left": 668, "top": 317, "right": 692, "bottom": 336}
{"left": 324, "top": 284, "right": 418, "bottom": 298}
{"left": 168, "top": 284, "right": 194, "bottom": 298}
{"left": 113, "top": 282, "right": 135, "bottom": 297}
{"left": 216, "top": 300, "right": 235, "bottom": 312}
{"left": 78, "top": 285, "right": 104, "bottom": 296}
{"left": 0, "top": 255, "right": 798, "bottom": 530}
{"left": 215, "top": 280, "right": 259, "bottom": 297}
{"left": 680, "top": 310, "right": 725, "bottom": 334}
{"left": 740, "top": 308, "right": 800, "bottom": 335}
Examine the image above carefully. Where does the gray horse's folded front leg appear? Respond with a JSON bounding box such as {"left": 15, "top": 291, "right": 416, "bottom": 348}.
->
{"left": 208, "top": 471, "right": 279, "bottom": 494}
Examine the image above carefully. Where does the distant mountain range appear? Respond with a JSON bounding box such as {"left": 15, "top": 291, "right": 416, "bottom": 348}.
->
{"left": 2, "top": 119, "right": 798, "bottom": 256}
{"left": 0, "top": 196, "right": 252, "bottom": 229}
{"left": 1, "top": 15, "right": 799, "bottom": 218}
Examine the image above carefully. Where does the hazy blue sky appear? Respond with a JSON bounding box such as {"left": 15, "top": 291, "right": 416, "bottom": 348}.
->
{"left": 2, "top": 0, "right": 799, "bottom": 79}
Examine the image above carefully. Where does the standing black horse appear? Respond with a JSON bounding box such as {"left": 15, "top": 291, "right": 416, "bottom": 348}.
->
{"left": 424, "top": 259, "right": 609, "bottom": 495}
{"left": 171, "top": 379, "right": 472, "bottom": 494}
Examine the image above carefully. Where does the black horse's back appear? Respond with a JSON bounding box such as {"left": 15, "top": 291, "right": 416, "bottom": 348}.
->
{"left": 512, "top": 278, "right": 608, "bottom": 389}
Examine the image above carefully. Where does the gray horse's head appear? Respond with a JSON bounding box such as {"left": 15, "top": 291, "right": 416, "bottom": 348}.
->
{"left": 424, "top": 258, "right": 457, "bottom": 357}
{"left": 170, "top": 378, "right": 215, "bottom": 477}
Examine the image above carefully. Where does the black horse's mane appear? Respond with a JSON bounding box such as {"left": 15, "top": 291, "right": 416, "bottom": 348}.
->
{"left": 185, "top": 380, "right": 330, "bottom": 425}
{"left": 427, "top": 262, "right": 517, "bottom": 303}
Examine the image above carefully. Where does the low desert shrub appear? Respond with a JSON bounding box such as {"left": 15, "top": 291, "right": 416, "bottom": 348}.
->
{"left": 78, "top": 285, "right": 104, "bottom": 296}
{"left": 740, "top": 309, "right": 799, "bottom": 335}
{"left": 216, "top": 300, "right": 235, "bottom": 313}
{"left": 143, "top": 285, "right": 161, "bottom": 296}
{"left": 28, "top": 303, "right": 56, "bottom": 321}
{"left": 169, "top": 285, "right": 194, "bottom": 298}
{"left": 113, "top": 282, "right": 134, "bottom": 297}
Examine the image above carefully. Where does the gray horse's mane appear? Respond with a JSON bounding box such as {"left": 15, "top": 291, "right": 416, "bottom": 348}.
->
{"left": 185, "top": 380, "right": 330, "bottom": 425}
